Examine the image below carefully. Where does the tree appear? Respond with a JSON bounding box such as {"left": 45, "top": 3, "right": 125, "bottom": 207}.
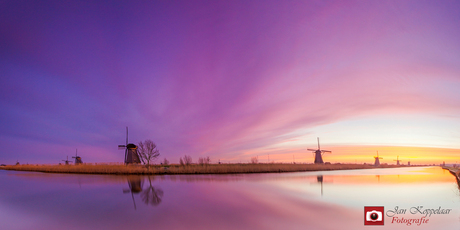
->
{"left": 198, "top": 156, "right": 210, "bottom": 165}
{"left": 250, "top": 156, "right": 258, "bottom": 164}
{"left": 184, "top": 155, "right": 192, "bottom": 165}
{"left": 137, "top": 139, "right": 160, "bottom": 167}
{"left": 180, "top": 155, "right": 192, "bottom": 166}
{"left": 162, "top": 158, "right": 169, "bottom": 165}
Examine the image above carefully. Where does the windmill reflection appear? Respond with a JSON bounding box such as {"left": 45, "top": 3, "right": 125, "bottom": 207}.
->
{"left": 123, "top": 176, "right": 143, "bottom": 210}
{"left": 123, "top": 176, "right": 163, "bottom": 210}
{"left": 317, "top": 175, "right": 323, "bottom": 196}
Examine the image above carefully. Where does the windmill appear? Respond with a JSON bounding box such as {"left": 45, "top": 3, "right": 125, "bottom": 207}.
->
{"left": 307, "top": 137, "right": 331, "bottom": 164}
{"left": 374, "top": 151, "right": 382, "bottom": 166}
{"left": 394, "top": 156, "right": 400, "bottom": 166}
{"left": 118, "top": 127, "right": 142, "bottom": 164}
{"left": 72, "top": 149, "right": 83, "bottom": 165}
{"left": 62, "top": 156, "right": 71, "bottom": 165}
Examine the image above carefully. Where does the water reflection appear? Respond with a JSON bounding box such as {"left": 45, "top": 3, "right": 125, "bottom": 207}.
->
{"left": 316, "top": 175, "right": 323, "bottom": 196}
{"left": 123, "top": 176, "right": 163, "bottom": 209}
{"left": 141, "top": 176, "right": 164, "bottom": 206}
{"left": 0, "top": 167, "right": 458, "bottom": 230}
{"left": 123, "top": 176, "right": 143, "bottom": 209}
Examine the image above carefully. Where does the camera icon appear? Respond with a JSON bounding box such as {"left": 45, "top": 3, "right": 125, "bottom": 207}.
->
{"left": 366, "top": 210, "right": 382, "bottom": 222}
{"left": 364, "top": 206, "right": 384, "bottom": 225}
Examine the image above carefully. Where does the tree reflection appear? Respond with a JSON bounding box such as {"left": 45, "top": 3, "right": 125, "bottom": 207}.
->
{"left": 123, "top": 176, "right": 163, "bottom": 209}
{"left": 141, "top": 176, "right": 164, "bottom": 206}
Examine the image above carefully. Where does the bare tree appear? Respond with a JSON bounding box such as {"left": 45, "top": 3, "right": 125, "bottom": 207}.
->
{"left": 180, "top": 155, "right": 192, "bottom": 166}
{"left": 162, "top": 158, "right": 169, "bottom": 165}
{"left": 184, "top": 155, "right": 192, "bottom": 165}
{"left": 250, "top": 156, "right": 258, "bottom": 164}
{"left": 198, "top": 156, "right": 210, "bottom": 165}
{"left": 137, "top": 140, "right": 160, "bottom": 167}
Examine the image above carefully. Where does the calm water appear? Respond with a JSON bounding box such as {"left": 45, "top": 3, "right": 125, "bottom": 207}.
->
{"left": 0, "top": 167, "right": 458, "bottom": 230}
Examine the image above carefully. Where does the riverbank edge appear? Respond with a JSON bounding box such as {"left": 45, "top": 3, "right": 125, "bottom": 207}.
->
{"left": 442, "top": 166, "right": 460, "bottom": 181}
{"left": 0, "top": 163, "right": 415, "bottom": 175}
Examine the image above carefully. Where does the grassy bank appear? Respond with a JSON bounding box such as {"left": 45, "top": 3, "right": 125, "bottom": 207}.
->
{"left": 0, "top": 163, "right": 407, "bottom": 175}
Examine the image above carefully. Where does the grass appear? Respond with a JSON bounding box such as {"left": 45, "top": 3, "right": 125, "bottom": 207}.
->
{"left": 0, "top": 163, "right": 407, "bottom": 175}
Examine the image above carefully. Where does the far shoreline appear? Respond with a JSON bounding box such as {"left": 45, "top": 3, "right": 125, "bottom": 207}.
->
{"left": 0, "top": 163, "right": 419, "bottom": 175}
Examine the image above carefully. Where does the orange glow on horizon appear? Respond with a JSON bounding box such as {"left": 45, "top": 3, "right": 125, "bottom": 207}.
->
{"left": 327, "top": 146, "right": 460, "bottom": 165}
{"left": 324, "top": 167, "right": 456, "bottom": 184}
{"left": 241, "top": 146, "right": 460, "bottom": 165}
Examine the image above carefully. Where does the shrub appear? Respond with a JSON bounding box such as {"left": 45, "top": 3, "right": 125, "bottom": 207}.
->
{"left": 183, "top": 155, "right": 192, "bottom": 165}
{"left": 198, "top": 156, "right": 210, "bottom": 165}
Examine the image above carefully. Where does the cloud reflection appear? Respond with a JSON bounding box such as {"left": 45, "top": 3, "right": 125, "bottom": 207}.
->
{"left": 0, "top": 167, "right": 459, "bottom": 229}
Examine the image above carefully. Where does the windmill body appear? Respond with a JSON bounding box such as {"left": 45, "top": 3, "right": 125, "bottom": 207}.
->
{"left": 314, "top": 150, "right": 324, "bottom": 164}
{"left": 126, "top": 143, "right": 141, "bottom": 164}
{"left": 307, "top": 138, "right": 331, "bottom": 164}
{"left": 72, "top": 149, "right": 83, "bottom": 165}
{"left": 118, "top": 127, "right": 142, "bottom": 164}
{"left": 74, "top": 157, "right": 83, "bottom": 164}
{"left": 374, "top": 151, "right": 382, "bottom": 166}
{"left": 62, "top": 156, "right": 71, "bottom": 165}
{"left": 374, "top": 157, "right": 381, "bottom": 166}
{"left": 394, "top": 156, "right": 400, "bottom": 166}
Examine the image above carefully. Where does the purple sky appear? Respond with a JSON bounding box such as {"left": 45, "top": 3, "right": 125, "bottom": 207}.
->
{"left": 1, "top": 0, "right": 460, "bottom": 164}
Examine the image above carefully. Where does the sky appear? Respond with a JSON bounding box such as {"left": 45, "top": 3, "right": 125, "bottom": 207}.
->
{"left": 1, "top": 0, "right": 460, "bottom": 165}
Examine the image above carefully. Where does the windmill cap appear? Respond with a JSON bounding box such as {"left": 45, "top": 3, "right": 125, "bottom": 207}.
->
{"left": 127, "top": 143, "right": 137, "bottom": 149}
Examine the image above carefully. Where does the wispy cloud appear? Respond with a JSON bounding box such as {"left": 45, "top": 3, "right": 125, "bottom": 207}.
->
{"left": 1, "top": 1, "right": 460, "bottom": 163}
